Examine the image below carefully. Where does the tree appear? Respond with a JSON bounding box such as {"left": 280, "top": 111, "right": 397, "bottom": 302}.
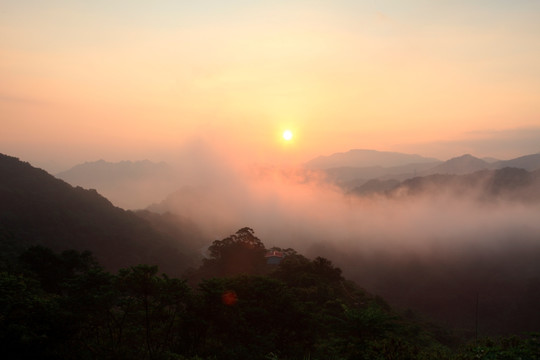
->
{"left": 200, "top": 227, "right": 267, "bottom": 277}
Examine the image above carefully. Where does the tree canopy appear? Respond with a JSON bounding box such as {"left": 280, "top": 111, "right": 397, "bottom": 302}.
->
{"left": 2, "top": 229, "right": 539, "bottom": 359}
{"left": 198, "top": 227, "right": 267, "bottom": 278}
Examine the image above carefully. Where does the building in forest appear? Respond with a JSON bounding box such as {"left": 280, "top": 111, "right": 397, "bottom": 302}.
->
{"left": 265, "top": 250, "right": 284, "bottom": 265}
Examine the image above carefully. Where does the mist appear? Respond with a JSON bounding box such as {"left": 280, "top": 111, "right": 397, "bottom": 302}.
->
{"left": 155, "top": 141, "right": 539, "bottom": 254}
{"left": 50, "top": 138, "right": 540, "bottom": 333}
{"left": 141, "top": 141, "right": 540, "bottom": 333}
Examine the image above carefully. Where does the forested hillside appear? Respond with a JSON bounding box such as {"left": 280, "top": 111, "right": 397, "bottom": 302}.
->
{"left": 0, "top": 153, "right": 199, "bottom": 275}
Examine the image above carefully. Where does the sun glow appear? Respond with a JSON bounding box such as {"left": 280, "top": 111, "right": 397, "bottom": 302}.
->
{"left": 283, "top": 130, "right": 293, "bottom": 141}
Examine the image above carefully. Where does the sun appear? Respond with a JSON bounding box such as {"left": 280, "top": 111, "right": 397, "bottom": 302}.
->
{"left": 283, "top": 130, "right": 293, "bottom": 141}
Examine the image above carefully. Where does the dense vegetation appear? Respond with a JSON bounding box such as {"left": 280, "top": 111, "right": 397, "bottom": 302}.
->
{"left": 1, "top": 229, "right": 539, "bottom": 359}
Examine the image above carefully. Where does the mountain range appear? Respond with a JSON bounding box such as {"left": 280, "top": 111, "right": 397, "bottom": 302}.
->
{"left": 2, "top": 151, "right": 540, "bottom": 336}
{"left": 310, "top": 150, "right": 540, "bottom": 190}
{"left": 305, "top": 149, "right": 440, "bottom": 169}
{"left": 55, "top": 150, "right": 540, "bottom": 210}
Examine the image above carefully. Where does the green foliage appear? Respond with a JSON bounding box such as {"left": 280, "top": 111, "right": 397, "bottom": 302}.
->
{"left": 1, "top": 235, "right": 539, "bottom": 359}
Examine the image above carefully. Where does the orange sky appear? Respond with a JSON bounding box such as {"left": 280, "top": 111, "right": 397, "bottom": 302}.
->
{"left": 1, "top": 1, "right": 540, "bottom": 172}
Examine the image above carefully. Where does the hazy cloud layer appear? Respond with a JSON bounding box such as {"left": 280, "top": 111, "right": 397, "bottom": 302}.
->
{"left": 151, "top": 141, "right": 540, "bottom": 330}
{"left": 154, "top": 141, "right": 540, "bottom": 258}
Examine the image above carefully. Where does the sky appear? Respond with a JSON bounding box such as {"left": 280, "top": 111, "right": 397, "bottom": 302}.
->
{"left": 1, "top": 0, "right": 540, "bottom": 172}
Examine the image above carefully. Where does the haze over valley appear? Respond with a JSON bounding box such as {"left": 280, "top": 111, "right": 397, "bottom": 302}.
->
{"left": 4, "top": 146, "right": 540, "bottom": 337}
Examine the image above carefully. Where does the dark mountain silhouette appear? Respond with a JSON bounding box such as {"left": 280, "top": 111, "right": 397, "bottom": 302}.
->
{"left": 349, "top": 167, "right": 540, "bottom": 202}
{"left": 305, "top": 149, "right": 440, "bottom": 170}
{"left": 56, "top": 159, "right": 179, "bottom": 209}
{"left": 134, "top": 210, "right": 207, "bottom": 253}
{"left": 0, "top": 153, "right": 199, "bottom": 275}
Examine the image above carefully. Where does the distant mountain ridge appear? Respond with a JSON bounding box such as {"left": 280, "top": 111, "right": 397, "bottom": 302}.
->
{"left": 57, "top": 159, "right": 172, "bottom": 181}
{"left": 422, "top": 153, "right": 540, "bottom": 175}
{"left": 309, "top": 150, "right": 540, "bottom": 190}
{"left": 305, "top": 149, "right": 440, "bottom": 169}
{"left": 425, "top": 154, "right": 489, "bottom": 175}
{"left": 493, "top": 153, "right": 540, "bottom": 171}
{"left": 57, "top": 159, "right": 179, "bottom": 210}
